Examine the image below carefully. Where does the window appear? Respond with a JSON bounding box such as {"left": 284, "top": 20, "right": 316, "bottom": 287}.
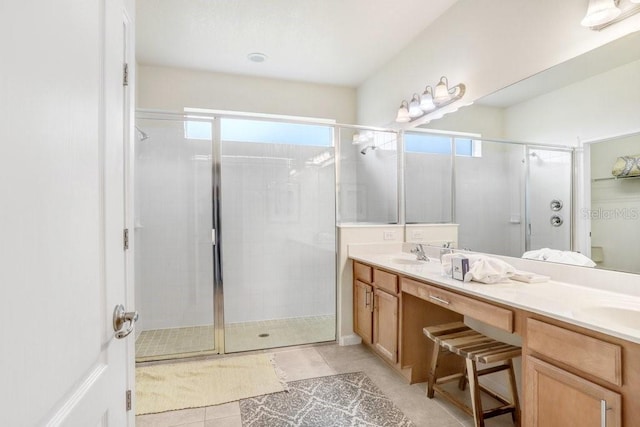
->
{"left": 404, "top": 133, "right": 482, "bottom": 157}
{"left": 184, "top": 113, "right": 333, "bottom": 147}
{"left": 220, "top": 119, "right": 333, "bottom": 147}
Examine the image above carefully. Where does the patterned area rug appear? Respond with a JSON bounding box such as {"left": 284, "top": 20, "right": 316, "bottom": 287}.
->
{"left": 239, "top": 372, "right": 413, "bottom": 426}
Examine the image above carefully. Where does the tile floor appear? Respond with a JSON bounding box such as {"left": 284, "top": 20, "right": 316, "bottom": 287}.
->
{"left": 136, "top": 316, "right": 335, "bottom": 361}
{"left": 136, "top": 326, "right": 216, "bottom": 361}
{"left": 135, "top": 342, "right": 519, "bottom": 427}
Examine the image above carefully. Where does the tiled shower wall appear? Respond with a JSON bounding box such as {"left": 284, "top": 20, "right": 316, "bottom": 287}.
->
{"left": 220, "top": 140, "right": 336, "bottom": 324}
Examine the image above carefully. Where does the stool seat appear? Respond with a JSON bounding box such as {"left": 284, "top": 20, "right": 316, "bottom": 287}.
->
{"left": 423, "top": 321, "right": 521, "bottom": 427}
{"left": 423, "top": 321, "right": 521, "bottom": 364}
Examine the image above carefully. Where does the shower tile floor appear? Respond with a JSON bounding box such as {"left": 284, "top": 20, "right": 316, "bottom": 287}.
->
{"left": 225, "top": 315, "right": 335, "bottom": 353}
{"left": 135, "top": 315, "right": 335, "bottom": 361}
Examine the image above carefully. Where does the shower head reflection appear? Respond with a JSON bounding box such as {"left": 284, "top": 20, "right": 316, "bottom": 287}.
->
{"left": 360, "top": 145, "right": 377, "bottom": 155}
{"left": 136, "top": 126, "right": 150, "bottom": 141}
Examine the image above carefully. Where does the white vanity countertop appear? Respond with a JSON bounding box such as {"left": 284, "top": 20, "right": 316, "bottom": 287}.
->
{"left": 349, "top": 244, "right": 640, "bottom": 345}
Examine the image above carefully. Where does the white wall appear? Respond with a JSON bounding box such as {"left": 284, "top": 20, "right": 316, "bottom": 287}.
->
{"left": 421, "top": 104, "right": 505, "bottom": 137}
{"left": 357, "top": 0, "right": 640, "bottom": 127}
{"left": 137, "top": 64, "right": 358, "bottom": 123}
{"left": 220, "top": 141, "right": 336, "bottom": 324}
{"left": 503, "top": 58, "right": 640, "bottom": 144}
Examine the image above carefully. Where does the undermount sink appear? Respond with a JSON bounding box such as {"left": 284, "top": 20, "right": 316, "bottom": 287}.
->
{"left": 574, "top": 305, "right": 640, "bottom": 331}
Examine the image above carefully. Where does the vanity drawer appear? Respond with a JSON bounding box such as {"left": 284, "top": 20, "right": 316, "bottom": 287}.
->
{"left": 354, "top": 262, "right": 373, "bottom": 284}
{"left": 401, "top": 278, "right": 513, "bottom": 332}
{"left": 374, "top": 269, "right": 398, "bottom": 294}
{"left": 526, "top": 318, "right": 622, "bottom": 386}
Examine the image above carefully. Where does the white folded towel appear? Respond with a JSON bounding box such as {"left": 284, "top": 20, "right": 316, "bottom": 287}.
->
{"left": 463, "top": 254, "right": 516, "bottom": 284}
{"left": 441, "top": 253, "right": 516, "bottom": 284}
{"left": 522, "top": 248, "right": 596, "bottom": 267}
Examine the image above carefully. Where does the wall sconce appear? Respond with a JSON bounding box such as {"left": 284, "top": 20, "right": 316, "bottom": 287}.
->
{"left": 395, "top": 76, "right": 466, "bottom": 123}
{"left": 581, "top": 0, "right": 640, "bottom": 30}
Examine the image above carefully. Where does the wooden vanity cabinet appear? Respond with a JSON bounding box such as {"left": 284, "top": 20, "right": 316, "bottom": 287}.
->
{"left": 354, "top": 280, "right": 373, "bottom": 344}
{"left": 523, "top": 318, "right": 623, "bottom": 427}
{"left": 525, "top": 356, "right": 621, "bottom": 427}
{"left": 351, "top": 258, "right": 640, "bottom": 426}
{"left": 373, "top": 287, "right": 398, "bottom": 363}
{"left": 353, "top": 262, "right": 374, "bottom": 344}
{"left": 353, "top": 262, "right": 399, "bottom": 364}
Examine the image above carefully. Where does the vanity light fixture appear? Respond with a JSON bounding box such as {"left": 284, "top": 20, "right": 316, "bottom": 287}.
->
{"left": 395, "top": 100, "right": 411, "bottom": 123}
{"left": 581, "top": 0, "right": 640, "bottom": 29}
{"left": 395, "top": 76, "right": 466, "bottom": 123}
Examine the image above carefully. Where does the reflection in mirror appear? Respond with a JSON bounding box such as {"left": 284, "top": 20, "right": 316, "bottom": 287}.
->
{"left": 588, "top": 132, "right": 640, "bottom": 274}
{"left": 417, "top": 30, "right": 640, "bottom": 273}
{"left": 404, "top": 132, "right": 453, "bottom": 224}
{"left": 403, "top": 131, "right": 573, "bottom": 259}
{"left": 338, "top": 127, "right": 398, "bottom": 224}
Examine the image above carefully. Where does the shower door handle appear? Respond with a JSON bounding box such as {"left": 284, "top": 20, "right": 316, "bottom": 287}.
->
{"left": 113, "top": 304, "right": 139, "bottom": 339}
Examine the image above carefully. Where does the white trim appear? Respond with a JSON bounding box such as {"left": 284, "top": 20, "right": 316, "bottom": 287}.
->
{"left": 339, "top": 334, "right": 363, "bottom": 346}
{"left": 184, "top": 107, "right": 336, "bottom": 125}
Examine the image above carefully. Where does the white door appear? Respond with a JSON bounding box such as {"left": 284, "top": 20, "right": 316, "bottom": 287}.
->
{"left": 0, "top": 1, "right": 136, "bottom": 425}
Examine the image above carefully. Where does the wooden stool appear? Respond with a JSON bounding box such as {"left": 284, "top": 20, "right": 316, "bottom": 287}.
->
{"left": 423, "top": 321, "right": 521, "bottom": 427}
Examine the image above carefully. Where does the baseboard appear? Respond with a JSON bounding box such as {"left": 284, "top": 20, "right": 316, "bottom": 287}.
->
{"left": 339, "top": 334, "right": 362, "bottom": 346}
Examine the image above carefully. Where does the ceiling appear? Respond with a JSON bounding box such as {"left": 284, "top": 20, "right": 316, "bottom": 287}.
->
{"left": 136, "top": 0, "right": 458, "bottom": 87}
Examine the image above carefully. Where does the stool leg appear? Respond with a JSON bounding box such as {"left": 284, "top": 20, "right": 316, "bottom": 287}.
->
{"left": 426, "top": 343, "right": 440, "bottom": 399}
{"left": 465, "top": 359, "right": 484, "bottom": 427}
{"left": 507, "top": 359, "right": 521, "bottom": 426}
{"left": 458, "top": 371, "right": 467, "bottom": 391}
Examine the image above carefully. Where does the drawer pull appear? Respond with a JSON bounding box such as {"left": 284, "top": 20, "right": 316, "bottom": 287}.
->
{"left": 601, "top": 399, "right": 609, "bottom": 427}
{"left": 429, "top": 295, "right": 450, "bottom": 305}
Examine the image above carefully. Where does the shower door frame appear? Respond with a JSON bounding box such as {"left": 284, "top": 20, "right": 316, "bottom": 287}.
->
{"left": 524, "top": 145, "right": 575, "bottom": 253}
{"left": 207, "top": 111, "right": 340, "bottom": 354}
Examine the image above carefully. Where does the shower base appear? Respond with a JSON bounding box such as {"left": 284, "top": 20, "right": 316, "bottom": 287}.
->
{"left": 225, "top": 314, "right": 335, "bottom": 353}
{"left": 135, "top": 314, "right": 335, "bottom": 361}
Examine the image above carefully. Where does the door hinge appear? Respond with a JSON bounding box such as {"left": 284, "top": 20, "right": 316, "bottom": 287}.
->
{"left": 126, "top": 389, "right": 132, "bottom": 411}
{"left": 123, "top": 63, "right": 129, "bottom": 86}
{"left": 123, "top": 228, "right": 129, "bottom": 250}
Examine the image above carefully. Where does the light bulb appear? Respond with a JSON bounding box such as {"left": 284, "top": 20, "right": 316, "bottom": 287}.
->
{"left": 395, "top": 102, "right": 411, "bottom": 123}
{"left": 408, "top": 95, "right": 423, "bottom": 118}
{"left": 433, "top": 77, "right": 451, "bottom": 104}
{"left": 420, "top": 87, "right": 436, "bottom": 112}
{"left": 581, "top": 0, "right": 621, "bottom": 27}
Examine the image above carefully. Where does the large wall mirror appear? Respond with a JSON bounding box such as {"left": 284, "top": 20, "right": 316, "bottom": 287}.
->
{"left": 412, "top": 30, "right": 640, "bottom": 274}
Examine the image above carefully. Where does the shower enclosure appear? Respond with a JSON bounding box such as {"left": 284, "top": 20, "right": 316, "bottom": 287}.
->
{"left": 134, "top": 111, "right": 336, "bottom": 360}
{"left": 403, "top": 130, "right": 574, "bottom": 257}
{"left": 132, "top": 113, "right": 574, "bottom": 361}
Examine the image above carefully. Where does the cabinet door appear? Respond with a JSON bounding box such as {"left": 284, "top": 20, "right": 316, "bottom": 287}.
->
{"left": 524, "top": 356, "right": 621, "bottom": 427}
{"left": 374, "top": 289, "right": 398, "bottom": 363}
{"left": 354, "top": 280, "right": 373, "bottom": 344}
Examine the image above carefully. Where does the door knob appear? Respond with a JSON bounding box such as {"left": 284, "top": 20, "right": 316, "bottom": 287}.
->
{"left": 113, "top": 304, "right": 139, "bottom": 339}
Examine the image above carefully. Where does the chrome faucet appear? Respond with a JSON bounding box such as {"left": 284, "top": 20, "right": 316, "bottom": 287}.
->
{"left": 440, "top": 242, "right": 453, "bottom": 261}
{"left": 411, "top": 244, "right": 429, "bottom": 261}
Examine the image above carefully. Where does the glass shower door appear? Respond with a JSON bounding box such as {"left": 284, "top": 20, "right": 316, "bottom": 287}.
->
{"left": 526, "top": 147, "right": 573, "bottom": 252}
{"left": 218, "top": 118, "right": 336, "bottom": 353}
{"left": 134, "top": 115, "right": 216, "bottom": 361}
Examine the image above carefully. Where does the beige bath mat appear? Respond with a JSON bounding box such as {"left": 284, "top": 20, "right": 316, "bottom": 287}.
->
{"left": 136, "top": 353, "right": 286, "bottom": 415}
